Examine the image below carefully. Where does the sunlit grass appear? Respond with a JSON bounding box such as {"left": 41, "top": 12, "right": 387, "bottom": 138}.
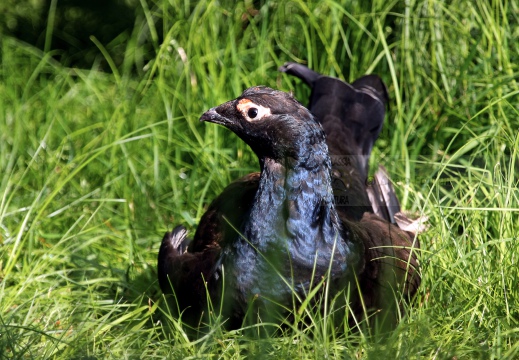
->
{"left": 1, "top": 0, "right": 518, "bottom": 358}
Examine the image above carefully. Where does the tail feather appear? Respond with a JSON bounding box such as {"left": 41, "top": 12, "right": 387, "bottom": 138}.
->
{"left": 157, "top": 225, "right": 190, "bottom": 292}
{"left": 367, "top": 166, "right": 429, "bottom": 234}
{"left": 161, "top": 225, "right": 190, "bottom": 255}
{"left": 366, "top": 166, "right": 401, "bottom": 224}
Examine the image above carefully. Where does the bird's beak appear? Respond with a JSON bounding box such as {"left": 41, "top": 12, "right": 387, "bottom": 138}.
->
{"left": 200, "top": 103, "right": 234, "bottom": 127}
{"left": 200, "top": 108, "right": 221, "bottom": 123}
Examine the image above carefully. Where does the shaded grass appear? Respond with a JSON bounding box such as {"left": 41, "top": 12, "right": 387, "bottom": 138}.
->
{"left": 1, "top": 0, "right": 518, "bottom": 358}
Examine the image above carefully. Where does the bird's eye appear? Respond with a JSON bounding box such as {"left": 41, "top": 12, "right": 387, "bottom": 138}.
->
{"left": 237, "top": 100, "right": 271, "bottom": 121}
{"left": 247, "top": 108, "right": 259, "bottom": 119}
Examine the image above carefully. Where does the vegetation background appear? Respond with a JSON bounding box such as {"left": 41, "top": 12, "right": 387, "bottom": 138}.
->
{"left": 1, "top": 0, "right": 518, "bottom": 358}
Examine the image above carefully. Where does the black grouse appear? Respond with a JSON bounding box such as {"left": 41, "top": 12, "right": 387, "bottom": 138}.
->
{"left": 158, "top": 63, "right": 422, "bottom": 330}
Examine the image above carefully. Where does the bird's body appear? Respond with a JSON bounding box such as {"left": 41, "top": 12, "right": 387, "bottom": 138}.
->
{"left": 158, "top": 64, "right": 421, "bottom": 329}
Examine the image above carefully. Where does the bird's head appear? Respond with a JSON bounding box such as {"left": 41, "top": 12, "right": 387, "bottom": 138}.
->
{"left": 200, "top": 86, "right": 326, "bottom": 162}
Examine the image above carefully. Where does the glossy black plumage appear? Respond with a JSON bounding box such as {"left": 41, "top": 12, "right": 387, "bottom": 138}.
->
{"left": 158, "top": 64, "right": 422, "bottom": 329}
{"left": 279, "top": 62, "right": 389, "bottom": 221}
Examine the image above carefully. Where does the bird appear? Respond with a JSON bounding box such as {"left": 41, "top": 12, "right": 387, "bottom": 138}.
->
{"left": 158, "top": 63, "right": 423, "bottom": 331}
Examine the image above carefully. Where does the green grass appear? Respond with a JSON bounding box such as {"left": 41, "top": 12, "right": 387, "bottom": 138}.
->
{"left": 1, "top": 0, "right": 519, "bottom": 358}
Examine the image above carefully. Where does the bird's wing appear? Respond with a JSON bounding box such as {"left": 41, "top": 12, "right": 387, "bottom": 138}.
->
{"left": 157, "top": 226, "right": 220, "bottom": 324}
{"left": 280, "top": 62, "right": 387, "bottom": 164}
{"left": 157, "top": 173, "right": 259, "bottom": 326}
{"left": 191, "top": 172, "right": 259, "bottom": 251}
{"left": 353, "top": 212, "right": 421, "bottom": 315}
{"left": 278, "top": 62, "right": 320, "bottom": 86}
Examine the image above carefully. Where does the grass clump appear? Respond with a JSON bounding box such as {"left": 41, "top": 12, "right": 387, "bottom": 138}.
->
{"left": 1, "top": 0, "right": 518, "bottom": 358}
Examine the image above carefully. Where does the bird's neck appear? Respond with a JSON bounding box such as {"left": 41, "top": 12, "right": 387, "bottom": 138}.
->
{"left": 244, "top": 148, "right": 342, "bottom": 254}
